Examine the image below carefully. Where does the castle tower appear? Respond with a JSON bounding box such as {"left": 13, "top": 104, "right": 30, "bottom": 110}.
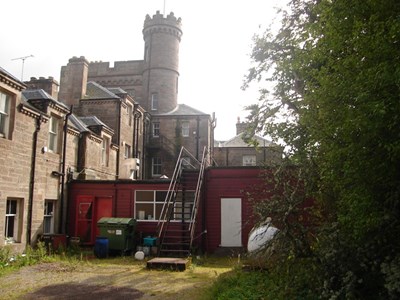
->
{"left": 58, "top": 56, "right": 89, "bottom": 107}
{"left": 142, "top": 11, "right": 182, "bottom": 114}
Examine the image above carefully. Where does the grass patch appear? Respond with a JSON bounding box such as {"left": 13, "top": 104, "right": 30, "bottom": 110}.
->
{"left": 203, "top": 268, "right": 273, "bottom": 300}
{"left": 0, "top": 242, "right": 92, "bottom": 277}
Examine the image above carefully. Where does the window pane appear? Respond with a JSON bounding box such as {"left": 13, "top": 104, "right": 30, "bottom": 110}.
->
{"left": 156, "top": 191, "right": 167, "bottom": 202}
{"left": 0, "top": 93, "right": 9, "bottom": 112}
{"left": 44, "top": 201, "right": 54, "bottom": 215}
{"left": 136, "top": 191, "right": 154, "bottom": 202}
{"left": 151, "top": 93, "right": 158, "bottom": 110}
{"left": 44, "top": 201, "right": 55, "bottom": 234}
{"left": 155, "top": 203, "right": 165, "bottom": 219}
{"left": 5, "top": 199, "right": 19, "bottom": 241}
{"left": 44, "top": 217, "right": 52, "bottom": 233}
{"left": 136, "top": 203, "right": 154, "bottom": 220}
{"left": 243, "top": 155, "right": 256, "bottom": 166}
{"left": 182, "top": 122, "right": 189, "bottom": 137}
{"left": 0, "top": 92, "right": 10, "bottom": 136}
{"left": 152, "top": 122, "right": 160, "bottom": 137}
{"left": 6, "top": 200, "right": 17, "bottom": 214}
{"left": 102, "top": 137, "right": 110, "bottom": 166}
{"left": 48, "top": 116, "right": 58, "bottom": 152}
{"left": 125, "top": 144, "right": 131, "bottom": 159}
{"left": 152, "top": 157, "right": 162, "bottom": 176}
{"left": 5, "top": 216, "right": 15, "bottom": 238}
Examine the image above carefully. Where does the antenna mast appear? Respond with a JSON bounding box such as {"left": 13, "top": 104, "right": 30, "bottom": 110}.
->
{"left": 11, "top": 54, "right": 34, "bottom": 81}
{"left": 163, "top": 0, "right": 166, "bottom": 15}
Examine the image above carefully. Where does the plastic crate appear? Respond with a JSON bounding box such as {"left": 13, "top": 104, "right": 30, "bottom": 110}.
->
{"left": 143, "top": 237, "right": 157, "bottom": 246}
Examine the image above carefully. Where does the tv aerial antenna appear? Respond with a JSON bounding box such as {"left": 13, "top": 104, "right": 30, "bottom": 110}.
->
{"left": 11, "top": 54, "right": 34, "bottom": 81}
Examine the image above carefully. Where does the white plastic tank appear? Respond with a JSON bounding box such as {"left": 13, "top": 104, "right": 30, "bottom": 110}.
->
{"left": 134, "top": 251, "right": 145, "bottom": 260}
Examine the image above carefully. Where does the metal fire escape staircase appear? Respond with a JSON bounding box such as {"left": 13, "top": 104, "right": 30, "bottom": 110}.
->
{"left": 156, "top": 146, "right": 208, "bottom": 257}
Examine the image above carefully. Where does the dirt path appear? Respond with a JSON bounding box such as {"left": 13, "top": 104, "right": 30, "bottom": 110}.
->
{"left": 0, "top": 257, "right": 232, "bottom": 299}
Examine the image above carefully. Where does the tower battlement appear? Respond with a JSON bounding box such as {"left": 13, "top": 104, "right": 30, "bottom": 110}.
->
{"left": 143, "top": 11, "right": 182, "bottom": 40}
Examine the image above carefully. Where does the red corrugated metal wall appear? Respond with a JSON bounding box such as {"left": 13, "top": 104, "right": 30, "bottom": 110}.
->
{"left": 203, "top": 168, "right": 268, "bottom": 253}
{"left": 68, "top": 168, "right": 271, "bottom": 252}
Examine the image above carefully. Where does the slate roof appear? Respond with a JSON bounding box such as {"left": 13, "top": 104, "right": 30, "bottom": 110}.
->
{"left": 84, "top": 81, "right": 119, "bottom": 99}
{"left": 161, "top": 104, "right": 208, "bottom": 116}
{"left": 108, "top": 87, "right": 127, "bottom": 95}
{"left": 68, "top": 114, "right": 90, "bottom": 133}
{"left": 216, "top": 132, "right": 274, "bottom": 148}
{"left": 79, "top": 116, "right": 108, "bottom": 127}
{"left": 0, "top": 66, "right": 25, "bottom": 86}
{"left": 22, "top": 89, "right": 69, "bottom": 111}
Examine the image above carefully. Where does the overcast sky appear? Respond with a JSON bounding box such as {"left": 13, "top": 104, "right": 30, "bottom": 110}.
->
{"left": 0, "top": 0, "right": 285, "bottom": 140}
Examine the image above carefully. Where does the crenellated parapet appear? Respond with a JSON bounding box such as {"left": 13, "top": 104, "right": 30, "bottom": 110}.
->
{"left": 143, "top": 11, "right": 182, "bottom": 41}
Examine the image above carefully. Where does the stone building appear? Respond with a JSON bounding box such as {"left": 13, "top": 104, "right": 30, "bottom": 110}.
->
{"left": 0, "top": 10, "right": 279, "bottom": 251}
{"left": 213, "top": 118, "right": 282, "bottom": 167}
{"left": 58, "top": 11, "right": 213, "bottom": 179}
{"left": 0, "top": 67, "right": 73, "bottom": 251}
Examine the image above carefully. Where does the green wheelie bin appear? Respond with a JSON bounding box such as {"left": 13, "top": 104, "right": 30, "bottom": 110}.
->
{"left": 97, "top": 217, "right": 136, "bottom": 255}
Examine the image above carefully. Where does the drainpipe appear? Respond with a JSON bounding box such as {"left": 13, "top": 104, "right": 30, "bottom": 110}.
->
{"left": 142, "top": 112, "right": 150, "bottom": 179}
{"left": 59, "top": 106, "right": 73, "bottom": 234}
{"left": 133, "top": 105, "right": 142, "bottom": 180}
{"left": 133, "top": 104, "right": 138, "bottom": 158}
{"left": 116, "top": 100, "right": 122, "bottom": 180}
{"left": 27, "top": 115, "right": 42, "bottom": 247}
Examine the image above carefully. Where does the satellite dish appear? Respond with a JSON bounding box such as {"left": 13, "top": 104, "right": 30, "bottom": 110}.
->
{"left": 247, "top": 224, "right": 278, "bottom": 253}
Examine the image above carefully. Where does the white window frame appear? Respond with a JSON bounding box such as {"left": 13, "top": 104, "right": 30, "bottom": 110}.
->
{"left": 127, "top": 104, "right": 133, "bottom": 126}
{"left": 242, "top": 155, "right": 257, "bottom": 166}
{"left": 181, "top": 121, "right": 189, "bottom": 137}
{"left": 101, "top": 136, "right": 110, "bottom": 166}
{"left": 124, "top": 144, "right": 131, "bottom": 159}
{"left": 134, "top": 190, "right": 194, "bottom": 222}
{"left": 152, "top": 157, "right": 162, "bottom": 177}
{"left": 152, "top": 122, "right": 160, "bottom": 137}
{"left": 73, "top": 135, "right": 79, "bottom": 167}
{"left": 48, "top": 115, "right": 59, "bottom": 152}
{"left": 5, "top": 198, "right": 22, "bottom": 243}
{"left": 151, "top": 93, "right": 158, "bottom": 111}
{"left": 135, "top": 190, "right": 167, "bottom": 221}
{"left": 0, "top": 91, "right": 11, "bottom": 138}
{"left": 44, "top": 200, "right": 56, "bottom": 234}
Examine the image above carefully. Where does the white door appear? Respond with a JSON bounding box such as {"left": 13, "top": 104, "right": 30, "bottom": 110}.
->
{"left": 221, "top": 198, "right": 242, "bottom": 247}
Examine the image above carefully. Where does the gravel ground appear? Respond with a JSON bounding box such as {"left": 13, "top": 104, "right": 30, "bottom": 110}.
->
{"left": 0, "top": 257, "right": 232, "bottom": 299}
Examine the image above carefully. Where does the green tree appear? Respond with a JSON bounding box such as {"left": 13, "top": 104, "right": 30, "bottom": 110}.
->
{"left": 244, "top": 0, "right": 400, "bottom": 298}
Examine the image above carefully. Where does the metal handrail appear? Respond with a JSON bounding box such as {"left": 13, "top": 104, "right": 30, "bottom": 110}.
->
{"left": 189, "top": 147, "right": 208, "bottom": 247}
{"left": 156, "top": 146, "right": 206, "bottom": 255}
{"left": 156, "top": 147, "right": 202, "bottom": 238}
{"left": 156, "top": 147, "right": 184, "bottom": 240}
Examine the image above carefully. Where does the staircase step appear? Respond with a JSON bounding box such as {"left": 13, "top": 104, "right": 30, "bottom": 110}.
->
{"left": 164, "top": 230, "right": 190, "bottom": 234}
{"left": 163, "top": 235, "right": 190, "bottom": 239}
{"left": 162, "top": 242, "right": 190, "bottom": 246}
